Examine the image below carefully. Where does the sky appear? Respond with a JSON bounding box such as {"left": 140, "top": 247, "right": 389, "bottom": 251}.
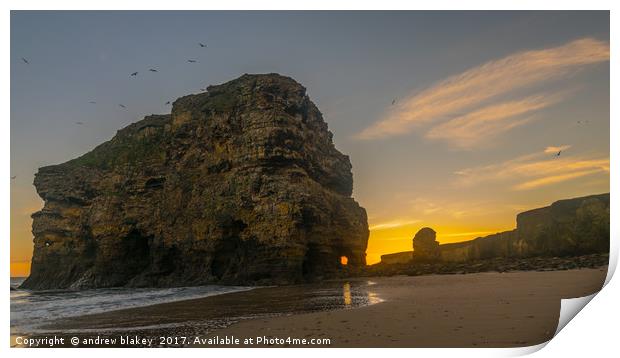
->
{"left": 10, "top": 11, "right": 610, "bottom": 275}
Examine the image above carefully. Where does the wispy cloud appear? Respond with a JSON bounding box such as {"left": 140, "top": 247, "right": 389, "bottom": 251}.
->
{"left": 425, "top": 93, "right": 564, "bottom": 148}
{"left": 355, "top": 38, "right": 609, "bottom": 141}
{"left": 369, "top": 219, "right": 420, "bottom": 231}
{"left": 407, "top": 197, "right": 504, "bottom": 220}
{"left": 454, "top": 147, "right": 609, "bottom": 190}
{"left": 441, "top": 231, "right": 497, "bottom": 238}
{"left": 513, "top": 169, "right": 604, "bottom": 190}
{"left": 544, "top": 145, "right": 572, "bottom": 154}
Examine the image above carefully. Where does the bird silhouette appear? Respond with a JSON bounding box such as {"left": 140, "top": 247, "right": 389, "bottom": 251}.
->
{"left": 392, "top": 99, "right": 396, "bottom": 105}
{"left": 21, "top": 57, "right": 29, "bottom": 64}
{"left": 119, "top": 104, "right": 127, "bottom": 109}
{"left": 149, "top": 68, "right": 158, "bottom": 72}
{"left": 76, "top": 121, "right": 84, "bottom": 125}
{"left": 11, "top": 176, "right": 16, "bottom": 180}
{"left": 556, "top": 150, "right": 562, "bottom": 157}
{"left": 187, "top": 59, "right": 197, "bottom": 63}
{"left": 130, "top": 72, "right": 138, "bottom": 76}
{"left": 199, "top": 43, "right": 206, "bottom": 48}
{"left": 165, "top": 101, "right": 171, "bottom": 105}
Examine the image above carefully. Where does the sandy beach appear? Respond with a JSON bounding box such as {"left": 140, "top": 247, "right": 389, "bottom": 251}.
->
{"left": 207, "top": 268, "right": 608, "bottom": 347}
{"left": 16, "top": 267, "right": 607, "bottom": 348}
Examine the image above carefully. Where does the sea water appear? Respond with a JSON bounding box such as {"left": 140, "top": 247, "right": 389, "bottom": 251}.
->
{"left": 10, "top": 277, "right": 255, "bottom": 334}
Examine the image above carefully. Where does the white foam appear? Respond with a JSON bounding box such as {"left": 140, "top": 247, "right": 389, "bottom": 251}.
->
{"left": 10, "top": 281, "right": 256, "bottom": 334}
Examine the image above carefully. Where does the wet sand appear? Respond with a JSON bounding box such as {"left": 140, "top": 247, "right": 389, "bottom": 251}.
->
{"left": 15, "top": 267, "right": 607, "bottom": 348}
{"left": 208, "top": 268, "right": 607, "bottom": 347}
{"left": 12, "top": 280, "right": 377, "bottom": 347}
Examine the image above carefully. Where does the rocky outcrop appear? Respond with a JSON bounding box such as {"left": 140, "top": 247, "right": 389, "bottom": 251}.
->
{"left": 380, "top": 252, "right": 412, "bottom": 265}
{"left": 379, "top": 193, "right": 609, "bottom": 265}
{"left": 412, "top": 227, "right": 440, "bottom": 261}
{"left": 439, "top": 193, "right": 609, "bottom": 262}
{"left": 22, "top": 73, "right": 369, "bottom": 290}
{"left": 439, "top": 230, "right": 518, "bottom": 262}
{"left": 369, "top": 253, "right": 609, "bottom": 277}
{"left": 515, "top": 193, "right": 609, "bottom": 256}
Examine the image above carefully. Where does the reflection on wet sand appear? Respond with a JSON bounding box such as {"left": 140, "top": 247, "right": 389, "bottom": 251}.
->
{"left": 343, "top": 282, "right": 352, "bottom": 306}
{"left": 367, "top": 291, "right": 383, "bottom": 305}
{"left": 342, "top": 281, "right": 383, "bottom": 307}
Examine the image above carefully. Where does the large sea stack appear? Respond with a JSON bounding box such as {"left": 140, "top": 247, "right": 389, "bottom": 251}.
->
{"left": 22, "top": 74, "right": 369, "bottom": 290}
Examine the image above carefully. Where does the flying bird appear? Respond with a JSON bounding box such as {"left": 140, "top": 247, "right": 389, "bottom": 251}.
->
{"left": 199, "top": 43, "right": 206, "bottom": 48}
{"left": 11, "top": 176, "right": 16, "bottom": 180}
{"left": 130, "top": 72, "right": 138, "bottom": 76}
{"left": 119, "top": 104, "right": 127, "bottom": 109}
{"left": 21, "top": 57, "right": 29, "bottom": 64}
{"left": 391, "top": 99, "right": 396, "bottom": 105}
{"left": 187, "top": 59, "right": 197, "bottom": 63}
{"left": 556, "top": 150, "right": 562, "bottom": 157}
{"left": 76, "top": 121, "right": 84, "bottom": 125}
{"left": 149, "top": 68, "right": 158, "bottom": 72}
{"left": 165, "top": 101, "right": 171, "bottom": 105}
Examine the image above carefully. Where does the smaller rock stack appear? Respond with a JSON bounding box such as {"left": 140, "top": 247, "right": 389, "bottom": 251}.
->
{"left": 412, "top": 227, "right": 440, "bottom": 261}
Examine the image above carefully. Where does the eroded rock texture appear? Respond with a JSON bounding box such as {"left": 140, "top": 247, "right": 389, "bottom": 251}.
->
{"left": 439, "top": 193, "right": 610, "bottom": 262}
{"left": 412, "top": 227, "right": 440, "bottom": 261}
{"left": 379, "top": 193, "right": 609, "bottom": 265}
{"left": 22, "top": 74, "right": 369, "bottom": 289}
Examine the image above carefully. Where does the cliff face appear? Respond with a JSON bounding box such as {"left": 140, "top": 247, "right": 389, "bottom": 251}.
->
{"left": 380, "top": 252, "right": 412, "bottom": 265}
{"left": 378, "top": 193, "right": 609, "bottom": 265}
{"left": 22, "top": 74, "right": 369, "bottom": 290}
{"left": 439, "top": 193, "right": 609, "bottom": 262}
{"left": 516, "top": 193, "right": 610, "bottom": 256}
{"left": 439, "top": 230, "right": 518, "bottom": 262}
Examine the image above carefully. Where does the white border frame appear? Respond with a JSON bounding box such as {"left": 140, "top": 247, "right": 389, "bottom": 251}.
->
{"left": 3, "top": 2, "right": 616, "bottom": 357}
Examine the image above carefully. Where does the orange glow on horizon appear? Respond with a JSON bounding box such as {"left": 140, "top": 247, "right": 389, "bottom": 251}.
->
{"left": 9, "top": 226, "right": 512, "bottom": 276}
{"left": 9, "top": 227, "right": 504, "bottom": 277}
{"left": 365, "top": 223, "right": 510, "bottom": 265}
{"left": 10, "top": 261, "right": 31, "bottom": 278}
